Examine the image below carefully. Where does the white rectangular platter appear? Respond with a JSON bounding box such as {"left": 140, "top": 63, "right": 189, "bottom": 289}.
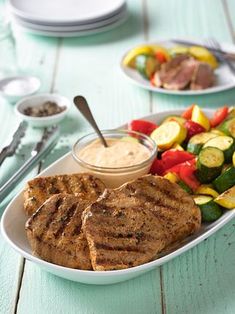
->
{"left": 1, "top": 109, "right": 235, "bottom": 285}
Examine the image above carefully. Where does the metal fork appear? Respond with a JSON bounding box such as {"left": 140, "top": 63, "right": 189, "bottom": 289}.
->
{"left": 206, "top": 38, "right": 235, "bottom": 76}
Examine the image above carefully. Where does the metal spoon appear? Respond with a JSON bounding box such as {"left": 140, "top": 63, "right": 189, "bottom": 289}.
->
{"left": 73, "top": 95, "right": 108, "bottom": 147}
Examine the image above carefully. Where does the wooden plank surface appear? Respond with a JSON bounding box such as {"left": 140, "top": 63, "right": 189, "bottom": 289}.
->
{"left": 0, "top": 0, "right": 235, "bottom": 314}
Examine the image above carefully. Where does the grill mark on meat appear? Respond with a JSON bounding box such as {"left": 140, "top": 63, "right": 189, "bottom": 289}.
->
{"left": 95, "top": 243, "right": 146, "bottom": 253}
{"left": 101, "top": 231, "right": 155, "bottom": 241}
{"left": 54, "top": 203, "right": 77, "bottom": 239}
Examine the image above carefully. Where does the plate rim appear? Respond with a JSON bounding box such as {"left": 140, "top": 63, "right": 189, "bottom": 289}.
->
{"left": 120, "top": 39, "right": 235, "bottom": 96}
{"left": 1, "top": 108, "right": 235, "bottom": 283}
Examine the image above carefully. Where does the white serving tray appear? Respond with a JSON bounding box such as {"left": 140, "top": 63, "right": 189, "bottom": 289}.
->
{"left": 1, "top": 109, "right": 235, "bottom": 285}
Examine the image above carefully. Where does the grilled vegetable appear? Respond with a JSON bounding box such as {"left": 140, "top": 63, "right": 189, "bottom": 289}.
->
{"left": 136, "top": 54, "right": 159, "bottom": 79}
{"left": 128, "top": 119, "right": 158, "bottom": 136}
{"left": 213, "top": 167, "right": 235, "bottom": 193}
{"left": 189, "top": 46, "right": 218, "bottom": 69}
{"left": 123, "top": 46, "right": 155, "bottom": 68}
{"left": 171, "top": 143, "right": 184, "bottom": 151}
{"left": 169, "top": 46, "right": 189, "bottom": 56}
{"left": 195, "top": 185, "right": 219, "bottom": 198}
{"left": 210, "top": 129, "right": 226, "bottom": 136}
{"left": 233, "top": 152, "right": 235, "bottom": 166}
{"left": 210, "top": 106, "right": 229, "bottom": 127}
{"left": 151, "top": 120, "right": 187, "bottom": 150}
{"left": 164, "top": 172, "right": 179, "bottom": 183}
{"left": 214, "top": 186, "right": 235, "bottom": 209}
{"left": 187, "top": 132, "right": 217, "bottom": 154}
{"left": 181, "top": 104, "right": 195, "bottom": 120}
{"left": 218, "top": 117, "right": 235, "bottom": 138}
{"left": 196, "top": 147, "right": 224, "bottom": 183}
{"left": 178, "top": 180, "right": 192, "bottom": 194}
{"left": 203, "top": 135, "right": 235, "bottom": 163}
{"left": 191, "top": 105, "right": 210, "bottom": 131}
{"left": 184, "top": 120, "right": 205, "bottom": 140}
{"left": 193, "top": 195, "right": 222, "bottom": 222}
{"left": 162, "top": 115, "right": 186, "bottom": 125}
{"left": 227, "top": 107, "right": 235, "bottom": 119}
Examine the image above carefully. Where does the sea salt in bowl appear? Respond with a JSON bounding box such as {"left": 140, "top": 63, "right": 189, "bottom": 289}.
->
{"left": 0, "top": 76, "right": 41, "bottom": 102}
{"left": 15, "top": 93, "right": 71, "bottom": 127}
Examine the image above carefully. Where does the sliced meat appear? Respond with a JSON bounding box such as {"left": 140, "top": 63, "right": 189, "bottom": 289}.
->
{"left": 190, "top": 62, "right": 214, "bottom": 90}
{"left": 24, "top": 173, "right": 106, "bottom": 216}
{"left": 153, "top": 54, "right": 190, "bottom": 88}
{"left": 82, "top": 175, "right": 201, "bottom": 271}
{"left": 163, "top": 59, "right": 198, "bottom": 90}
{"left": 26, "top": 193, "right": 92, "bottom": 270}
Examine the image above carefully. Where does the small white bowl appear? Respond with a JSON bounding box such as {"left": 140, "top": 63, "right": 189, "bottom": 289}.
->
{"left": 15, "top": 93, "right": 70, "bottom": 127}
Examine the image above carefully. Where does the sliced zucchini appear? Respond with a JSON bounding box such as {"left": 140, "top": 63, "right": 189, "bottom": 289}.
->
{"left": 203, "top": 135, "right": 235, "bottom": 163}
{"left": 151, "top": 120, "right": 187, "bottom": 150}
{"left": 195, "top": 185, "right": 219, "bottom": 198}
{"left": 178, "top": 180, "right": 192, "bottom": 194}
{"left": 196, "top": 147, "right": 224, "bottom": 183}
{"left": 193, "top": 195, "right": 222, "bottom": 222}
{"left": 214, "top": 186, "right": 235, "bottom": 209}
{"left": 218, "top": 117, "right": 235, "bottom": 138}
{"left": 233, "top": 152, "right": 235, "bottom": 167}
{"left": 227, "top": 107, "right": 235, "bottom": 119}
{"left": 210, "top": 129, "right": 226, "bottom": 136}
{"left": 135, "top": 54, "right": 159, "bottom": 79}
{"left": 162, "top": 115, "right": 186, "bottom": 126}
{"left": 171, "top": 143, "right": 184, "bottom": 151}
{"left": 123, "top": 46, "right": 155, "bottom": 68}
{"left": 187, "top": 132, "right": 217, "bottom": 154}
{"left": 213, "top": 166, "right": 235, "bottom": 193}
{"left": 191, "top": 105, "right": 210, "bottom": 131}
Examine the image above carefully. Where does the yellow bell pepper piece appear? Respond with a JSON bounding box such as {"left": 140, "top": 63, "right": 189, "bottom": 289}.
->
{"left": 189, "top": 46, "right": 218, "bottom": 69}
{"left": 151, "top": 121, "right": 187, "bottom": 150}
{"left": 195, "top": 185, "right": 219, "bottom": 198}
{"left": 171, "top": 143, "right": 184, "bottom": 151}
{"left": 214, "top": 186, "right": 235, "bottom": 209}
{"left": 191, "top": 105, "right": 210, "bottom": 131}
{"left": 123, "top": 46, "right": 155, "bottom": 68}
{"left": 164, "top": 172, "right": 179, "bottom": 183}
{"left": 169, "top": 45, "right": 189, "bottom": 56}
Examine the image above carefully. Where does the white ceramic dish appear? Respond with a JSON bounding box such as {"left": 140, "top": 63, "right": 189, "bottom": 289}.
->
{"left": 11, "top": 7, "right": 127, "bottom": 32}
{"left": 120, "top": 39, "right": 235, "bottom": 96}
{"left": 8, "top": 0, "right": 125, "bottom": 24}
{"left": 15, "top": 93, "right": 70, "bottom": 127}
{"left": 1, "top": 109, "right": 235, "bottom": 285}
{"left": 12, "top": 12, "right": 128, "bottom": 38}
{"left": 0, "top": 76, "right": 41, "bottom": 103}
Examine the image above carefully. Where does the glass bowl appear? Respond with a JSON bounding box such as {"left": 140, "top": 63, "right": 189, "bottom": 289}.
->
{"left": 72, "top": 129, "right": 157, "bottom": 188}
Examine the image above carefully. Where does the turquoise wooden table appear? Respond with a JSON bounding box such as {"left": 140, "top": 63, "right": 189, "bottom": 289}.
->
{"left": 1, "top": 0, "right": 235, "bottom": 313}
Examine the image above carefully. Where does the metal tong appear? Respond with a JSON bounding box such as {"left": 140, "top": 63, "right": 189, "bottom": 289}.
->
{"left": 0, "top": 125, "right": 59, "bottom": 202}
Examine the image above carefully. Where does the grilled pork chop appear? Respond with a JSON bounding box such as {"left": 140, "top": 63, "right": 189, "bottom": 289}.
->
{"left": 24, "top": 173, "right": 106, "bottom": 216}
{"left": 83, "top": 175, "right": 201, "bottom": 271}
{"left": 190, "top": 62, "right": 214, "bottom": 90}
{"left": 26, "top": 193, "right": 92, "bottom": 270}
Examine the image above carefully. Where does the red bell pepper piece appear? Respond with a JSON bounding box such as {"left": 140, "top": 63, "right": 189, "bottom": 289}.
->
{"left": 184, "top": 120, "right": 205, "bottom": 140}
{"left": 164, "top": 159, "right": 196, "bottom": 175}
{"left": 150, "top": 158, "right": 166, "bottom": 175}
{"left": 179, "top": 165, "right": 200, "bottom": 190}
{"left": 210, "top": 106, "right": 229, "bottom": 127}
{"left": 155, "top": 51, "right": 167, "bottom": 63}
{"left": 161, "top": 150, "right": 195, "bottom": 169}
{"left": 181, "top": 104, "right": 195, "bottom": 120}
{"left": 128, "top": 119, "right": 158, "bottom": 136}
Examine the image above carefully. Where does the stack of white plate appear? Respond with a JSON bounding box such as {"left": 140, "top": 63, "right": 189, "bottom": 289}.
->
{"left": 8, "top": 0, "right": 128, "bottom": 37}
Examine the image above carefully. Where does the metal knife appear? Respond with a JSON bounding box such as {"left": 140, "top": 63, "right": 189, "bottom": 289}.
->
{"left": 0, "top": 121, "right": 28, "bottom": 166}
{"left": 171, "top": 39, "right": 235, "bottom": 62}
{"left": 0, "top": 125, "right": 59, "bottom": 202}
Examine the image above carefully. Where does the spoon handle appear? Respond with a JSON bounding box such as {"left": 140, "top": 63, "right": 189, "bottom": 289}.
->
{"left": 73, "top": 96, "right": 108, "bottom": 147}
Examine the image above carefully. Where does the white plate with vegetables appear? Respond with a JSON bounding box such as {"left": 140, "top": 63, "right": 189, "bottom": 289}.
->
{"left": 1, "top": 106, "right": 235, "bottom": 285}
{"left": 121, "top": 39, "right": 235, "bottom": 95}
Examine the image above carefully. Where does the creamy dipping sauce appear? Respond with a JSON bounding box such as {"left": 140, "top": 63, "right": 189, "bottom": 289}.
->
{"left": 78, "top": 138, "right": 151, "bottom": 168}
